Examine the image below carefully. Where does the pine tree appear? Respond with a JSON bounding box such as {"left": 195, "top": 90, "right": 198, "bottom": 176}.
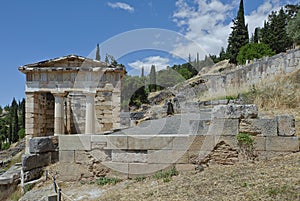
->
{"left": 261, "top": 8, "right": 293, "bottom": 53}
{"left": 226, "top": 0, "right": 249, "bottom": 64}
{"left": 149, "top": 65, "right": 157, "bottom": 92}
{"left": 95, "top": 44, "right": 100, "bottom": 61}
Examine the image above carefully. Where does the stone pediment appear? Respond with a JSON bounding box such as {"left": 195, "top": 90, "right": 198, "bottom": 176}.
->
{"left": 18, "top": 54, "right": 125, "bottom": 73}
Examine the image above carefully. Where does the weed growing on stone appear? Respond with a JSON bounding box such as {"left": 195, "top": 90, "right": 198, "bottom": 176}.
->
{"left": 236, "top": 132, "right": 255, "bottom": 160}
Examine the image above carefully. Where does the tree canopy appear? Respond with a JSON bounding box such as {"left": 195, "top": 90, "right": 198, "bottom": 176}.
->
{"left": 237, "top": 43, "right": 275, "bottom": 65}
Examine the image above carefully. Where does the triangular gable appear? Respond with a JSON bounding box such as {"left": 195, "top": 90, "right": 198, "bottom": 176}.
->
{"left": 21, "top": 54, "right": 108, "bottom": 68}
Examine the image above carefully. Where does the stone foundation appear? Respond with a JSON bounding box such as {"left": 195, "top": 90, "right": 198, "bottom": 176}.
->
{"left": 57, "top": 104, "right": 299, "bottom": 181}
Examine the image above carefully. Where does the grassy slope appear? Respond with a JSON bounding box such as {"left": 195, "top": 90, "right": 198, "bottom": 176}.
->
{"left": 97, "top": 153, "right": 300, "bottom": 201}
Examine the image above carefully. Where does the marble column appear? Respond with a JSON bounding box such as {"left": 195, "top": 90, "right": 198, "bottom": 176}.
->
{"left": 53, "top": 93, "right": 65, "bottom": 135}
{"left": 85, "top": 93, "right": 95, "bottom": 134}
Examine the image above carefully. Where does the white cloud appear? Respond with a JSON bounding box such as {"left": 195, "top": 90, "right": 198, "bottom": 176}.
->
{"left": 172, "top": 0, "right": 289, "bottom": 57}
{"left": 128, "top": 56, "right": 170, "bottom": 73}
{"left": 107, "top": 2, "right": 134, "bottom": 13}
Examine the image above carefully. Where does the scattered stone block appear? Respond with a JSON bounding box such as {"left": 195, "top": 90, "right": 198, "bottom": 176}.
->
{"left": 22, "top": 153, "right": 51, "bottom": 171}
{"left": 276, "top": 115, "right": 296, "bottom": 136}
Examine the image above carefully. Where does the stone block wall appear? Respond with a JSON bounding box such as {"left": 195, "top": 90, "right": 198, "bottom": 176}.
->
{"left": 176, "top": 49, "right": 300, "bottom": 99}
{"left": 58, "top": 104, "right": 299, "bottom": 181}
{"left": 22, "top": 136, "right": 58, "bottom": 183}
{"left": 25, "top": 92, "right": 54, "bottom": 138}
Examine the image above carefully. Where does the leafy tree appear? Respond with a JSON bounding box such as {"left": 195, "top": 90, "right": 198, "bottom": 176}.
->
{"left": 287, "top": 9, "right": 300, "bottom": 46}
{"left": 237, "top": 43, "right": 275, "bottom": 64}
{"left": 227, "top": 0, "right": 249, "bottom": 64}
{"left": 149, "top": 65, "right": 157, "bottom": 92}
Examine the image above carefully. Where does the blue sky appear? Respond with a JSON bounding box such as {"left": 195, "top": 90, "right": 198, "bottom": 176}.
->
{"left": 0, "top": 0, "right": 298, "bottom": 107}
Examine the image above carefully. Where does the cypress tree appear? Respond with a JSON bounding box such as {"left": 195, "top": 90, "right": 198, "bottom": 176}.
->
{"left": 149, "top": 65, "right": 157, "bottom": 92}
{"left": 95, "top": 44, "right": 100, "bottom": 61}
{"left": 141, "top": 66, "right": 144, "bottom": 78}
{"left": 226, "top": 0, "right": 249, "bottom": 64}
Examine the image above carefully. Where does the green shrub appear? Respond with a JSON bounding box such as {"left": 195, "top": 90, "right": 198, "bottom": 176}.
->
{"left": 18, "top": 128, "right": 25, "bottom": 140}
{"left": 236, "top": 132, "right": 255, "bottom": 160}
{"left": 153, "top": 167, "right": 178, "bottom": 182}
{"left": 1, "top": 142, "right": 10, "bottom": 150}
{"left": 96, "top": 177, "right": 120, "bottom": 186}
{"left": 236, "top": 132, "right": 254, "bottom": 147}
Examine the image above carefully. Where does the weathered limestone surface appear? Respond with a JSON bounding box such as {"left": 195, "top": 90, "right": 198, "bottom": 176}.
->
{"left": 22, "top": 153, "right": 51, "bottom": 172}
{"left": 276, "top": 115, "right": 296, "bottom": 136}
{"left": 240, "top": 119, "right": 278, "bottom": 136}
{"left": 29, "top": 137, "right": 56, "bottom": 153}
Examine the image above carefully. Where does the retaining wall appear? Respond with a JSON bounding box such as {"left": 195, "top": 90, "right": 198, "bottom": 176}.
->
{"left": 176, "top": 49, "right": 300, "bottom": 99}
{"left": 58, "top": 104, "right": 299, "bottom": 180}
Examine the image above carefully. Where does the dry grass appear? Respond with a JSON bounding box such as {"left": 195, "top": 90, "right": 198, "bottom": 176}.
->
{"left": 95, "top": 153, "right": 300, "bottom": 201}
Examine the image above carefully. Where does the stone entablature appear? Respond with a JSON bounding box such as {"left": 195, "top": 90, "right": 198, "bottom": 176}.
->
{"left": 19, "top": 54, "right": 125, "bottom": 154}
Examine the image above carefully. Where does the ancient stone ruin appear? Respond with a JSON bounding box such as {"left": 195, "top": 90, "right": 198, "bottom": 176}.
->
{"left": 6, "top": 50, "right": 298, "bottom": 185}
{"left": 17, "top": 54, "right": 125, "bottom": 182}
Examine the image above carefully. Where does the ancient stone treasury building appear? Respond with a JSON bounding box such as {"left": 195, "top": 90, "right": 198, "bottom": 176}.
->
{"left": 19, "top": 55, "right": 125, "bottom": 153}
